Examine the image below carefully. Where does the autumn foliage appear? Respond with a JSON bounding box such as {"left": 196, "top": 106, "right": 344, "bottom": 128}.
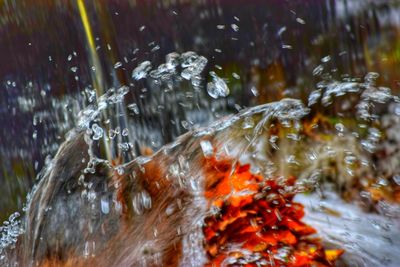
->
{"left": 202, "top": 157, "right": 343, "bottom": 266}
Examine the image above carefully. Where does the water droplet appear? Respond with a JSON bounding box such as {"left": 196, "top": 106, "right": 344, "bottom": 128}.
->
{"left": 83, "top": 241, "right": 89, "bottom": 258}
{"left": 165, "top": 52, "right": 180, "bottom": 69}
{"left": 286, "top": 155, "right": 299, "bottom": 165}
{"left": 151, "top": 45, "right": 160, "bottom": 52}
{"left": 308, "top": 90, "right": 321, "bottom": 106}
{"left": 181, "top": 51, "right": 198, "bottom": 68}
{"left": 132, "top": 190, "right": 152, "bottom": 215}
{"left": 115, "top": 166, "right": 125, "bottom": 175}
{"left": 231, "top": 24, "right": 239, "bottom": 32}
{"left": 364, "top": 72, "right": 379, "bottom": 85}
{"left": 335, "top": 123, "right": 345, "bottom": 132}
{"left": 91, "top": 124, "right": 103, "bottom": 140}
{"left": 109, "top": 129, "right": 117, "bottom": 139}
{"left": 132, "top": 61, "right": 152, "bottom": 80}
{"left": 122, "top": 128, "right": 129, "bottom": 136}
{"left": 118, "top": 142, "right": 132, "bottom": 152}
{"left": 181, "top": 120, "right": 190, "bottom": 129}
{"left": 251, "top": 86, "right": 259, "bottom": 97}
{"left": 321, "top": 55, "right": 331, "bottom": 63}
{"left": 207, "top": 72, "right": 229, "bottom": 99}
{"left": 296, "top": 17, "right": 305, "bottom": 24}
{"left": 242, "top": 117, "right": 255, "bottom": 129}
{"left": 200, "top": 140, "right": 213, "bottom": 157}
{"left": 232, "top": 72, "right": 240, "bottom": 79}
{"left": 393, "top": 175, "right": 400, "bottom": 185}
{"left": 114, "top": 61, "right": 122, "bottom": 69}
{"left": 313, "top": 65, "right": 324, "bottom": 76}
{"left": 100, "top": 197, "right": 110, "bottom": 214}
{"left": 277, "top": 26, "right": 287, "bottom": 36}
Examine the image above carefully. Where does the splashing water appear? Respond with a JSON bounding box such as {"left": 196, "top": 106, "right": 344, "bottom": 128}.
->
{"left": 1, "top": 52, "right": 400, "bottom": 267}
{"left": 207, "top": 71, "right": 229, "bottom": 99}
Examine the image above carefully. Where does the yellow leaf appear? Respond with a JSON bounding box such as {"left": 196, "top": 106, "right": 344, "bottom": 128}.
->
{"left": 325, "top": 249, "right": 344, "bottom": 262}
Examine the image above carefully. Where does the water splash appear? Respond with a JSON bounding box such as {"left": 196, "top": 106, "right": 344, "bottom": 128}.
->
{"left": 1, "top": 53, "right": 400, "bottom": 266}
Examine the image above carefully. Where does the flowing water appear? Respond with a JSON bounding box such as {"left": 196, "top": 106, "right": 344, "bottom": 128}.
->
{"left": 1, "top": 1, "right": 400, "bottom": 266}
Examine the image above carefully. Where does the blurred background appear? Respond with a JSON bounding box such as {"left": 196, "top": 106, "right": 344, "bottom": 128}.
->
{"left": 1, "top": 0, "right": 400, "bottom": 221}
